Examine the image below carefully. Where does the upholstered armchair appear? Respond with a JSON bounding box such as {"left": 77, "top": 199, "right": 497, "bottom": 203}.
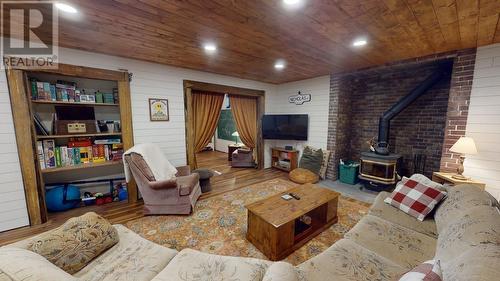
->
{"left": 124, "top": 153, "right": 201, "bottom": 215}
{"left": 231, "top": 148, "right": 255, "bottom": 168}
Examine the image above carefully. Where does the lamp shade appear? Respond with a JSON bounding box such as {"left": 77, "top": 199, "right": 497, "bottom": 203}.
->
{"left": 450, "top": 137, "right": 477, "bottom": 155}
{"left": 232, "top": 131, "right": 239, "bottom": 137}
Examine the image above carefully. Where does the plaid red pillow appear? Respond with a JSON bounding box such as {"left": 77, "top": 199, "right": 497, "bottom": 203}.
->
{"left": 385, "top": 177, "right": 446, "bottom": 221}
{"left": 398, "top": 260, "right": 442, "bottom": 281}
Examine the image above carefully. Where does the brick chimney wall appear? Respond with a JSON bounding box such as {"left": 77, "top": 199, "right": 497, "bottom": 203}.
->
{"left": 326, "top": 48, "right": 476, "bottom": 180}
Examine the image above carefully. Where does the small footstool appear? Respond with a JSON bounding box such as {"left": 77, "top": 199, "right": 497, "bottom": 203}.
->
{"left": 289, "top": 168, "right": 319, "bottom": 184}
{"left": 193, "top": 169, "right": 214, "bottom": 193}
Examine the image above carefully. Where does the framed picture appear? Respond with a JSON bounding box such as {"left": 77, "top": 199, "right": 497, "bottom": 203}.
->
{"left": 149, "top": 98, "right": 169, "bottom": 121}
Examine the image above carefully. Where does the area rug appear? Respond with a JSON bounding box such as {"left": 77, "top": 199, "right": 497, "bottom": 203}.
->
{"left": 125, "top": 178, "right": 370, "bottom": 265}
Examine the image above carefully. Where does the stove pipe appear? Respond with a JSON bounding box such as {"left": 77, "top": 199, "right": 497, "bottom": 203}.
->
{"left": 376, "top": 62, "right": 452, "bottom": 154}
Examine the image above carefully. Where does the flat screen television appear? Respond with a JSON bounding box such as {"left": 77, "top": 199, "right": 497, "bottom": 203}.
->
{"left": 262, "top": 114, "right": 308, "bottom": 140}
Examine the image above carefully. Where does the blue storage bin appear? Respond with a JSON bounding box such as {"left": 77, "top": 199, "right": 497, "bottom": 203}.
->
{"left": 45, "top": 185, "right": 81, "bottom": 212}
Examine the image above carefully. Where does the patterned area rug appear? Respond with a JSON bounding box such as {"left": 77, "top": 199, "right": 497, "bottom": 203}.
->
{"left": 125, "top": 178, "right": 370, "bottom": 265}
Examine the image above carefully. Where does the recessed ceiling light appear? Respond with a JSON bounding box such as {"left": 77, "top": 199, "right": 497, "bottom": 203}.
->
{"left": 352, "top": 39, "right": 367, "bottom": 47}
{"left": 283, "top": 0, "right": 301, "bottom": 5}
{"left": 203, "top": 43, "right": 217, "bottom": 54}
{"left": 274, "top": 60, "right": 286, "bottom": 70}
{"left": 55, "top": 2, "right": 78, "bottom": 14}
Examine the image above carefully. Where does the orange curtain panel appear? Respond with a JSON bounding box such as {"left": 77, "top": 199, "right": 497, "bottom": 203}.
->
{"left": 192, "top": 91, "right": 225, "bottom": 153}
{"left": 229, "top": 95, "right": 257, "bottom": 150}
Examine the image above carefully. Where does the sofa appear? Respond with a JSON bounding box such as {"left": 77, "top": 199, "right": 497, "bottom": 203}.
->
{"left": 1, "top": 183, "right": 499, "bottom": 281}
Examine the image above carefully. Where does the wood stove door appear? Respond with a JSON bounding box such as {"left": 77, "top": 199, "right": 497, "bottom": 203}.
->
{"left": 360, "top": 159, "right": 397, "bottom": 183}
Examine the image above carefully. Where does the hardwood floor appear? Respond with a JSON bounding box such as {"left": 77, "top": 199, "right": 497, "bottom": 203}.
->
{"left": 0, "top": 151, "right": 287, "bottom": 246}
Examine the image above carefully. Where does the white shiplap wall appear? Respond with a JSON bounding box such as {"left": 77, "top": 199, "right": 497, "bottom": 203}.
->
{"left": 0, "top": 47, "right": 276, "bottom": 232}
{"left": 0, "top": 71, "right": 29, "bottom": 231}
{"left": 464, "top": 43, "right": 500, "bottom": 200}
{"left": 264, "top": 76, "right": 330, "bottom": 167}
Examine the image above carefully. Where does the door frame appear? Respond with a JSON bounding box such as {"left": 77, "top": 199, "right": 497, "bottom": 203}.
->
{"left": 183, "top": 80, "right": 265, "bottom": 170}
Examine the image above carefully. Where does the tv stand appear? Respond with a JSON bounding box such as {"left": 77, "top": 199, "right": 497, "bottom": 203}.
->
{"left": 271, "top": 147, "right": 298, "bottom": 172}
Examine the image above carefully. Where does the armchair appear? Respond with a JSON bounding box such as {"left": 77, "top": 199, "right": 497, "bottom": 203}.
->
{"left": 124, "top": 153, "right": 201, "bottom": 215}
{"left": 231, "top": 148, "right": 255, "bottom": 168}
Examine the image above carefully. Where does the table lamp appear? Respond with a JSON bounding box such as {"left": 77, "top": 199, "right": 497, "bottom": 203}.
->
{"left": 232, "top": 131, "right": 239, "bottom": 145}
{"left": 449, "top": 136, "right": 477, "bottom": 180}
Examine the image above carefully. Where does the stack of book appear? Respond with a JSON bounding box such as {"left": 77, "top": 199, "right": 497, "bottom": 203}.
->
{"left": 30, "top": 79, "right": 78, "bottom": 102}
{"left": 29, "top": 78, "right": 117, "bottom": 104}
{"left": 37, "top": 138, "right": 124, "bottom": 169}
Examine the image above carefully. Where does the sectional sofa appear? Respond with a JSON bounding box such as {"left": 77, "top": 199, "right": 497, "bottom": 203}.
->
{"left": 1, "top": 182, "right": 499, "bottom": 281}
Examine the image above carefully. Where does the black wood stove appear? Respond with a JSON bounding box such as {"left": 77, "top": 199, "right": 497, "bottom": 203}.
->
{"left": 358, "top": 62, "right": 452, "bottom": 190}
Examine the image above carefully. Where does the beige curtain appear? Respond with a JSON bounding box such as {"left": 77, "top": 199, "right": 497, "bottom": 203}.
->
{"left": 229, "top": 95, "right": 257, "bottom": 150}
{"left": 193, "top": 91, "right": 225, "bottom": 153}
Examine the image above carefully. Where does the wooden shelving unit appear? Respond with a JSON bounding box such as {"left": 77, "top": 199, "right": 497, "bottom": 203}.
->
{"left": 6, "top": 62, "right": 137, "bottom": 226}
{"left": 36, "top": 133, "right": 122, "bottom": 140}
{"left": 271, "top": 147, "right": 298, "bottom": 172}
{"left": 31, "top": 100, "right": 119, "bottom": 106}
{"left": 41, "top": 160, "right": 124, "bottom": 174}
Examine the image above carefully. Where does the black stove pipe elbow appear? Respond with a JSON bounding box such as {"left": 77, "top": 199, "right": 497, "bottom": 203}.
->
{"left": 377, "top": 62, "right": 452, "bottom": 146}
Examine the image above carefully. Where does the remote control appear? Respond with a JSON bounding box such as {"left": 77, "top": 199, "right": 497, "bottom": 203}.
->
{"left": 289, "top": 192, "right": 300, "bottom": 200}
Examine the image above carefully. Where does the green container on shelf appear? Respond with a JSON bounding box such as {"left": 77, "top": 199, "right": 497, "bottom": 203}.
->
{"left": 339, "top": 160, "right": 360, "bottom": 185}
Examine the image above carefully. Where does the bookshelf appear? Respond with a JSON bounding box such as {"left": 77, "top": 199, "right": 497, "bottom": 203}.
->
{"left": 271, "top": 147, "right": 298, "bottom": 172}
{"left": 36, "top": 133, "right": 122, "bottom": 140}
{"left": 41, "top": 160, "right": 124, "bottom": 174}
{"left": 6, "top": 62, "right": 137, "bottom": 226}
{"left": 31, "top": 100, "right": 119, "bottom": 106}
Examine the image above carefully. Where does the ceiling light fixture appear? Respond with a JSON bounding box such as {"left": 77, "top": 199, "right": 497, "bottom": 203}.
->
{"left": 352, "top": 39, "right": 367, "bottom": 47}
{"left": 55, "top": 2, "right": 78, "bottom": 14}
{"left": 203, "top": 43, "right": 217, "bottom": 54}
{"left": 274, "top": 60, "right": 286, "bottom": 70}
{"left": 283, "top": 0, "right": 301, "bottom": 5}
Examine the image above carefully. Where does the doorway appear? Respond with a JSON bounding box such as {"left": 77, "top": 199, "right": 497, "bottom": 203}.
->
{"left": 183, "top": 81, "right": 265, "bottom": 176}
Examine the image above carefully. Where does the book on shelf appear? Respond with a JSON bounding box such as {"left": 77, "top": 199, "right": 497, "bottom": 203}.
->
{"left": 36, "top": 141, "right": 46, "bottom": 169}
{"left": 42, "top": 139, "right": 56, "bottom": 168}
{"left": 33, "top": 113, "right": 49, "bottom": 135}
{"left": 38, "top": 138, "right": 124, "bottom": 170}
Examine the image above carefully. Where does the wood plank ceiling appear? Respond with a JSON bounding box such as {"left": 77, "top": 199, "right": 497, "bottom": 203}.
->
{"left": 10, "top": 0, "right": 500, "bottom": 83}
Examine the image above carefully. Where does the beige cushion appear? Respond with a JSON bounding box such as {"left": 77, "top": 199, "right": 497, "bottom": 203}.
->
{"left": 434, "top": 184, "right": 496, "bottom": 233}
{"left": 0, "top": 247, "right": 77, "bottom": 281}
{"left": 289, "top": 168, "right": 319, "bottom": 184}
{"left": 435, "top": 205, "right": 500, "bottom": 262}
{"left": 369, "top": 191, "right": 438, "bottom": 238}
{"left": 441, "top": 244, "right": 500, "bottom": 281}
{"left": 344, "top": 214, "right": 436, "bottom": 269}
{"left": 409, "top": 173, "right": 446, "bottom": 191}
{"left": 262, "top": 262, "right": 300, "bottom": 281}
{"left": 28, "top": 212, "right": 119, "bottom": 274}
{"left": 152, "top": 248, "right": 271, "bottom": 281}
{"left": 74, "top": 225, "right": 177, "bottom": 281}
{"left": 319, "top": 149, "right": 331, "bottom": 179}
{"left": 297, "top": 239, "right": 405, "bottom": 281}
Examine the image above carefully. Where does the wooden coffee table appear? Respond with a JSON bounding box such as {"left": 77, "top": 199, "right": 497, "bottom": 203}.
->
{"left": 245, "top": 183, "right": 339, "bottom": 261}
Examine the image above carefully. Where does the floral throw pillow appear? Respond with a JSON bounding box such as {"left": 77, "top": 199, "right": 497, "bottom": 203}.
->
{"left": 385, "top": 177, "right": 446, "bottom": 221}
{"left": 28, "top": 212, "right": 119, "bottom": 274}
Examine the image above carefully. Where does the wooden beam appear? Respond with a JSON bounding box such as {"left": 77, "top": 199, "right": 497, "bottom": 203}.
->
{"left": 5, "top": 69, "right": 46, "bottom": 225}
{"left": 117, "top": 72, "right": 137, "bottom": 203}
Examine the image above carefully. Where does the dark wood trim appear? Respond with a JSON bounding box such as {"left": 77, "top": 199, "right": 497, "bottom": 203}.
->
{"left": 5, "top": 69, "right": 47, "bottom": 225}
{"left": 183, "top": 80, "right": 265, "bottom": 170}
{"left": 117, "top": 73, "right": 137, "bottom": 202}
{"left": 184, "top": 80, "right": 265, "bottom": 97}
{"left": 7, "top": 62, "right": 127, "bottom": 81}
